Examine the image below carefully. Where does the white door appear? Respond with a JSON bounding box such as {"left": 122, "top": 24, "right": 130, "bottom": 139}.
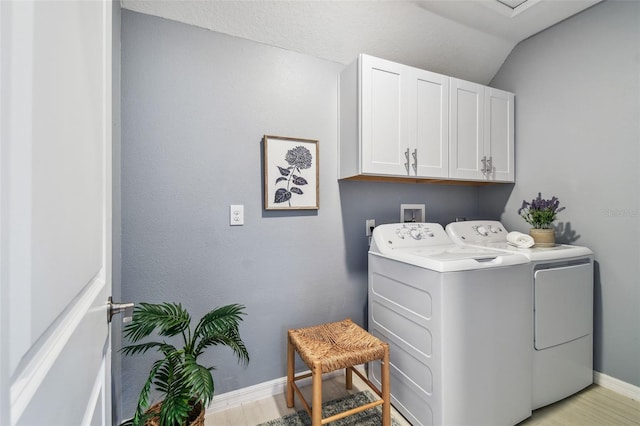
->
{"left": 449, "top": 78, "right": 485, "bottom": 180}
{"left": 360, "top": 55, "right": 410, "bottom": 176}
{"left": 534, "top": 264, "right": 593, "bottom": 350}
{"left": 1, "top": 1, "right": 113, "bottom": 425}
{"left": 485, "top": 88, "right": 515, "bottom": 182}
{"left": 410, "top": 68, "right": 449, "bottom": 178}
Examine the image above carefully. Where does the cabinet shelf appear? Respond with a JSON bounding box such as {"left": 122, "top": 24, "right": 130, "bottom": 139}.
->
{"left": 340, "top": 175, "right": 503, "bottom": 186}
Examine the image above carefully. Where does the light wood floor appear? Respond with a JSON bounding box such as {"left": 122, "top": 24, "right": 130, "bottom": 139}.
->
{"left": 518, "top": 384, "right": 640, "bottom": 426}
{"left": 205, "top": 372, "right": 410, "bottom": 426}
{"left": 205, "top": 373, "right": 640, "bottom": 426}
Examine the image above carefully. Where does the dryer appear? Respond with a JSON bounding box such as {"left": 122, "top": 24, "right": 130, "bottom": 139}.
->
{"left": 368, "top": 223, "right": 532, "bottom": 426}
{"left": 445, "top": 220, "right": 594, "bottom": 409}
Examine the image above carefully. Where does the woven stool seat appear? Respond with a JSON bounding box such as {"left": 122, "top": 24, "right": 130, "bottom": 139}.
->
{"left": 286, "top": 318, "right": 391, "bottom": 426}
{"left": 289, "top": 319, "right": 386, "bottom": 373}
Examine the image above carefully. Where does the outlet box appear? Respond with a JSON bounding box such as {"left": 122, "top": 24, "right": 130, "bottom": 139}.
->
{"left": 366, "top": 219, "right": 376, "bottom": 236}
{"left": 401, "top": 204, "right": 425, "bottom": 223}
{"left": 230, "top": 205, "right": 244, "bottom": 226}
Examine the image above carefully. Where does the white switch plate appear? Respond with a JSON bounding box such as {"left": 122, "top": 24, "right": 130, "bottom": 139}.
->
{"left": 230, "top": 205, "right": 244, "bottom": 226}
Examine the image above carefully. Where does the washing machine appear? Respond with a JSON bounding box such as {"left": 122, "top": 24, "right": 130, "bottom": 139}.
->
{"left": 445, "top": 220, "right": 594, "bottom": 409}
{"left": 368, "top": 223, "right": 532, "bottom": 426}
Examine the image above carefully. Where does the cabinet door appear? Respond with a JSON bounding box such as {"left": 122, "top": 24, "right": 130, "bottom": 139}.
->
{"left": 449, "top": 79, "right": 484, "bottom": 180}
{"left": 410, "top": 69, "right": 449, "bottom": 178}
{"left": 485, "top": 88, "right": 515, "bottom": 182}
{"left": 360, "top": 55, "right": 409, "bottom": 176}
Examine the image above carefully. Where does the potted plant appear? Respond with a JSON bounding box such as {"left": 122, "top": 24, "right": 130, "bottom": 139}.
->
{"left": 121, "top": 302, "right": 249, "bottom": 426}
{"left": 517, "top": 192, "right": 565, "bottom": 246}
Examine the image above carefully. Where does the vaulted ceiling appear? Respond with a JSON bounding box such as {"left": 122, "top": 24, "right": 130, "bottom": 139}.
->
{"left": 121, "top": 0, "right": 601, "bottom": 84}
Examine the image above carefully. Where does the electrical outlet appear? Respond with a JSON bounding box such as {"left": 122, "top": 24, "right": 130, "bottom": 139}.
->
{"left": 366, "top": 219, "right": 375, "bottom": 236}
{"left": 230, "top": 205, "right": 244, "bottom": 226}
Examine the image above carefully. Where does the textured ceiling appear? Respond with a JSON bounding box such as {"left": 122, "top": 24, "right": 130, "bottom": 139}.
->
{"left": 120, "top": 0, "right": 600, "bottom": 85}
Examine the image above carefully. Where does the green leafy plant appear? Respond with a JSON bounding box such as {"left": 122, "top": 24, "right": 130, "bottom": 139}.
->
{"left": 518, "top": 193, "right": 565, "bottom": 229}
{"left": 121, "top": 302, "right": 249, "bottom": 426}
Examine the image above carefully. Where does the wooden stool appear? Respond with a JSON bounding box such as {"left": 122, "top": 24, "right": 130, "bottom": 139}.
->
{"left": 286, "top": 318, "right": 391, "bottom": 426}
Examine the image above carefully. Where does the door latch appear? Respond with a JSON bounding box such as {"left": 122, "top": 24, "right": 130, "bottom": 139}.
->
{"left": 107, "top": 296, "right": 134, "bottom": 323}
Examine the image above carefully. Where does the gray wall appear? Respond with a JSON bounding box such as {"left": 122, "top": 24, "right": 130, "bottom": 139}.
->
{"left": 111, "top": 1, "right": 123, "bottom": 423}
{"left": 120, "top": 10, "right": 480, "bottom": 417}
{"left": 482, "top": 1, "right": 640, "bottom": 387}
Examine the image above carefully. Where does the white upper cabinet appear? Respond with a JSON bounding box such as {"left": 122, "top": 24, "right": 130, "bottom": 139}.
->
{"left": 449, "top": 79, "right": 485, "bottom": 180}
{"left": 360, "top": 55, "right": 409, "bottom": 176}
{"left": 411, "top": 67, "right": 450, "bottom": 178}
{"left": 449, "top": 79, "right": 515, "bottom": 182}
{"left": 339, "top": 54, "right": 514, "bottom": 183}
{"left": 485, "top": 87, "right": 515, "bottom": 182}
{"left": 339, "top": 54, "right": 449, "bottom": 179}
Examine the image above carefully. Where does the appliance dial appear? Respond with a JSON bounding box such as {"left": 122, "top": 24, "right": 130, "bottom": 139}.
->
{"left": 476, "top": 226, "right": 488, "bottom": 236}
{"left": 489, "top": 225, "right": 499, "bottom": 233}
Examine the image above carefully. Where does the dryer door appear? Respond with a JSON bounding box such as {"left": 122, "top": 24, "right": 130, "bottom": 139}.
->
{"left": 534, "top": 262, "right": 593, "bottom": 350}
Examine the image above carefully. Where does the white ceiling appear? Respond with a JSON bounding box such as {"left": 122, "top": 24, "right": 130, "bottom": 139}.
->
{"left": 120, "top": 0, "right": 601, "bottom": 85}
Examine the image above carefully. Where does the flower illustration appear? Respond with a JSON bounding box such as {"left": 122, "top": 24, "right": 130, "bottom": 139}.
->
{"left": 274, "top": 146, "right": 312, "bottom": 206}
{"left": 285, "top": 146, "right": 313, "bottom": 170}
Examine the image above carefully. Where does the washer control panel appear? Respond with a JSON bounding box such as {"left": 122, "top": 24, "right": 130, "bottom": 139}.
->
{"left": 396, "top": 224, "right": 435, "bottom": 240}
{"left": 447, "top": 220, "right": 508, "bottom": 243}
{"left": 371, "top": 223, "right": 452, "bottom": 250}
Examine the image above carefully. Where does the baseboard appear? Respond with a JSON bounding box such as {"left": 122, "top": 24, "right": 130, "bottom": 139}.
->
{"left": 206, "top": 369, "right": 348, "bottom": 414}
{"left": 208, "top": 369, "right": 640, "bottom": 415}
{"left": 593, "top": 371, "right": 640, "bottom": 401}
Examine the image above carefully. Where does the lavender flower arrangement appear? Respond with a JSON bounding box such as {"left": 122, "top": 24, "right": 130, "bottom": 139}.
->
{"left": 518, "top": 193, "right": 565, "bottom": 229}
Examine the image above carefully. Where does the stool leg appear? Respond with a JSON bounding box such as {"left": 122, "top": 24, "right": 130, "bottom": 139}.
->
{"left": 345, "top": 366, "right": 353, "bottom": 390}
{"left": 312, "top": 361, "right": 323, "bottom": 426}
{"left": 286, "top": 332, "right": 295, "bottom": 408}
{"left": 381, "top": 343, "right": 391, "bottom": 426}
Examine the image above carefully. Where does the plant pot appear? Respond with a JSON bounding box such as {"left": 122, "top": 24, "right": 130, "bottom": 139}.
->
{"left": 529, "top": 228, "right": 555, "bottom": 247}
{"left": 144, "top": 401, "right": 204, "bottom": 426}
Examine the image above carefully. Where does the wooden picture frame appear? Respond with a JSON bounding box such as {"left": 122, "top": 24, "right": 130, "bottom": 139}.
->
{"left": 264, "top": 135, "right": 319, "bottom": 210}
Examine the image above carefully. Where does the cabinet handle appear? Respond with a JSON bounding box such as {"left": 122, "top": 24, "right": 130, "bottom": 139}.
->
{"left": 487, "top": 156, "right": 493, "bottom": 175}
{"left": 404, "top": 148, "right": 410, "bottom": 175}
{"left": 480, "top": 156, "right": 488, "bottom": 174}
{"left": 412, "top": 149, "right": 418, "bottom": 174}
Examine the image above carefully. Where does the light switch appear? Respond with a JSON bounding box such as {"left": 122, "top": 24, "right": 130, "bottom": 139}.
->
{"left": 230, "top": 205, "right": 244, "bottom": 226}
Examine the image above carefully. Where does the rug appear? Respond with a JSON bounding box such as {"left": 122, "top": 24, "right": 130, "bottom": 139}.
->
{"left": 257, "top": 391, "right": 401, "bottom": 426}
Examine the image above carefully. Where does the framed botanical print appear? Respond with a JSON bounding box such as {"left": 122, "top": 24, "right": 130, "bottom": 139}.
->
{"left": 263, "top": 135, "right": 319, "bottom": 210}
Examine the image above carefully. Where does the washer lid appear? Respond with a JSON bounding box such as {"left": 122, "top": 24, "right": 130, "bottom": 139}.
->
{"left": 446, "top": 220, "right": 593, "bottom": 261}
{"left": 370, "top": 223, "right": 528, "bottom": 272}
{"left": 477, "top": 241, "right": 592, "bottom": 261}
